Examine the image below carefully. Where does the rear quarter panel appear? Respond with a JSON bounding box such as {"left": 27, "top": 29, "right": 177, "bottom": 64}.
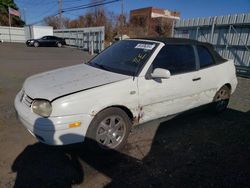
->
{"left": 198, "top": 59, "right": 237, "bottom": 104}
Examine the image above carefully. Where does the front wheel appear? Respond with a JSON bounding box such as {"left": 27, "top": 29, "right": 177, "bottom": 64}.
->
{"left": 34, "top": 41, "right": 39, "bottom": 47}
{"left": 86, "top": 107, "right": 132, "bottom": 151}
{"left": 212, "top": 85, "right": 231, "bottom": 113}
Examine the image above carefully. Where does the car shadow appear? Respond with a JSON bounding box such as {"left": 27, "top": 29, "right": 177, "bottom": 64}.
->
{"left": 12, "top": 107, "right": 250, "bottom": 188}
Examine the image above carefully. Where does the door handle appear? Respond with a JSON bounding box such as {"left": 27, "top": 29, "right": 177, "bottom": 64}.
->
{"left": 192, "top": 77, "right": 201, "bottom": 81}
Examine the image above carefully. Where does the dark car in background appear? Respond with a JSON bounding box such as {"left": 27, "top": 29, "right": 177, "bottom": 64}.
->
{"left": 26, "top": 36, "right": 66, "bottom": 48}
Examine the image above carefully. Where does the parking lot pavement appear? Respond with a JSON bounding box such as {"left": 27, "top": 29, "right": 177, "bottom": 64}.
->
{"left": 0, "top": 43, "right": 91, "bottom": 106}
{"left": 0, "top": 43, "right": 249, "bottom": 187}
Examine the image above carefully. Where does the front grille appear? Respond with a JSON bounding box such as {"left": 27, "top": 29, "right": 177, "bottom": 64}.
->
{"left": 22, "top": 93, "right": 34, "bottom": 107}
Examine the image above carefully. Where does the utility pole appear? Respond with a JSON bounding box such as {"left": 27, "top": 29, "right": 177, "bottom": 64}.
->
{"left": 59, "top": 0, "right": 62, "bottom": 28}
{"left": 121, "top": 0, "right": 124, "bottom": 40}
{"left": 8, "top": 9, "right": 11, "bottom": 42}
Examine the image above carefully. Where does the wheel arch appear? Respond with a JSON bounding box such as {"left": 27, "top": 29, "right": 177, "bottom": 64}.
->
{"left": 110, "top": 105, "right": 134, "bottom": 121}
{"left": 225, "top": 83, "right": 232, "bottom": 91}
{"left": 218, "top": 83, "right": 232, "bottom": 93}
{"left": 92, "top": 105, "right": 134, "bottom": 122}
{"left": 216, "top": 82, "right": 232, "bottom": 93}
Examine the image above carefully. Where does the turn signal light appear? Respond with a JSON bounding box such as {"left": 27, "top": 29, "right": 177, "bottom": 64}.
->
{"left": 68, "top": 122, "right": 81, "bottom": 128}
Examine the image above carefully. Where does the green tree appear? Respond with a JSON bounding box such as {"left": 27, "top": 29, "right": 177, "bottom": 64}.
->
{"left": 0, "top": 0, "right": 25, "bottom": 26}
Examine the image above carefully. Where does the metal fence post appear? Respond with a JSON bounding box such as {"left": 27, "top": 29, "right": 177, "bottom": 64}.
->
{"left": 226, "top": 25, "right": 232, "bottom": 51}
{"left": 171, "top": 20, "right": 176, "bottom": 37}
{"left": 195, "top": 27, "right": 199, "bottom": 40}
{"left": 210, "top": 16, "right": 217, "bottom": 43}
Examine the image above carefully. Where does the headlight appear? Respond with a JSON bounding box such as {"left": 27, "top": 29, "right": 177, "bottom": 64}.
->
{"left": 32, "top": 100, "right": 52, "bottom": 117}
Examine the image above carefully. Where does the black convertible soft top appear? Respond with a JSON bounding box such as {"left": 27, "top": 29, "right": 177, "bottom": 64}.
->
{"left": 135, "top": 37, "right": 227, "bottom": 64}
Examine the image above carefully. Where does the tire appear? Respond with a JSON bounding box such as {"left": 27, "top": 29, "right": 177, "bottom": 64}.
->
{"left": 34, "top": 41, "right": 39, "bottom": 47}
{"left": 212, "top": 85, "right": 231, "bottom": 113}
{"left": 57, "top": 42, "right": 62, "bottom": 48}
{"left": 86, "top": 107, "right": 132, "bottom": 152}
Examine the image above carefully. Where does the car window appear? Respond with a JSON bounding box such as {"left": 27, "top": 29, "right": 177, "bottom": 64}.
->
{"left": 197, "top": 45, "right": 215, "bottom": 68}
{"left": 47, "top": 36, "right": 54, "bottom": 40}
{"left": 41, "top": 36, "right": 47, "bottom": 40}
{"left": 88, "top": 40, "right": 158, "bottom": 76}
{"left": 50, "top": 36, "right": 57, "bottom": 40}
{"left": 152, "top": 44, "right": 196, "bottom": 75}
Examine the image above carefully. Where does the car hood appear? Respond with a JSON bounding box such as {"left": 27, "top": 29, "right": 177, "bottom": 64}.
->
{"left": 23, "top": 64, "right": 130, "bottom": 101}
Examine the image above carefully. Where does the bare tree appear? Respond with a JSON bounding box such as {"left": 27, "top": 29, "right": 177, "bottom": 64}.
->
{"left": 154, "top": 18, "right": 173, "bottom": 37}
{"left": 129, "top": 15, "right": 148, "bottom": 37}
{"left": 42, "top": 0, "right": 130, "bottom": 42}
{"left": 43, "top": 16, "right": 70, "bottom": 29}
{"left": 112, "top": 13, "right": 129, "bottom": 37}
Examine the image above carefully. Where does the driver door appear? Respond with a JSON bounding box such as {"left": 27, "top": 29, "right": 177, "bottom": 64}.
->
{"left": 137, "top": 44, "right": 201, "bottom": 123}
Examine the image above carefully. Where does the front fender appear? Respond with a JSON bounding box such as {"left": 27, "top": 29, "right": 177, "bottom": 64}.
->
{"left": 50, "top": 78, "right": 139, "bottom": 118}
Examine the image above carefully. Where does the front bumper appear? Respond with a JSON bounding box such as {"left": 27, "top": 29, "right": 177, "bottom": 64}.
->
{"left": 14, "top": 91, "right": 93, "bottom": 145}
{"left": 26, "top": 41, "right": 34, "bottom": 46}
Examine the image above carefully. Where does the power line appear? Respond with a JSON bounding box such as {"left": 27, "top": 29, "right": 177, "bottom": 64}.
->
{"left": 63, "top": 12, "right": 80, "bottom": 19}
{"left": 62, "top": 0, "right": 110, "bottom": 8}
{"left": 63, "top": 0, "right": 87, "bottom": 3}
{"left": 29, "top": 0, "right": 121, "bottom": 25}
{"left": 59, "top": 0, "right": 113, "bottom": 28}
{"left": 62, "top": 0, "right": 121, "bottom": 12}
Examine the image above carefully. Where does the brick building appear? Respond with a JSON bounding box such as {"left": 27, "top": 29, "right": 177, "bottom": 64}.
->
{"left": 129, "top": 7, "right": 180, "bottom": 37}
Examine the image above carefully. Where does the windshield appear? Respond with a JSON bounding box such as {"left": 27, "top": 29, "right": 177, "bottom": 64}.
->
{"left": 88, "top": 40, "right": 158, "bottom": 76}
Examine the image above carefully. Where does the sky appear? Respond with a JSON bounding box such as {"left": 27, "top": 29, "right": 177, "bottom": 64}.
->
{"left": 15, "top": 0, "right": 250, "bottom": 25}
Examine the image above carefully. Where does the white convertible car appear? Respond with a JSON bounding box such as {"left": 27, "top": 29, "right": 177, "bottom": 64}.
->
{"left": 15, "top": 38, "right": 238, "bottom": 150}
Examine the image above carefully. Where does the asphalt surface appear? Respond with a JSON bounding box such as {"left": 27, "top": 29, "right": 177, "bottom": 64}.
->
{"left": 0, "top": 43, "right": 249, "bottom": 188}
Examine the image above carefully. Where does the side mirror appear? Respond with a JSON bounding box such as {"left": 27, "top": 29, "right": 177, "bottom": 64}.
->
{"left": 151, "top": 68, "right": 171, "bottom": 79}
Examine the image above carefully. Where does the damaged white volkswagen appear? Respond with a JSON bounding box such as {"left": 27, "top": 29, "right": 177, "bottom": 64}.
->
{"left": 15, "top": 38, "right": 238, "bottom": 150}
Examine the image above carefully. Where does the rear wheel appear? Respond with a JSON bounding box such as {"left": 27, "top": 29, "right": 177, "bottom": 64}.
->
{"left": 86, "top": 107, "right": 132, "bottom": 151}
{"left": 34, "top": 41, "right": 39, "bottom": 47}
{"left": 212, "top": 85, "right": 231, "bottom": 113}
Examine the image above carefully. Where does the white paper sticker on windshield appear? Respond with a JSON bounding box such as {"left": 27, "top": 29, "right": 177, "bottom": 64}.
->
{"left": 135, "top": 43, "right": 155, "bottom": 50}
